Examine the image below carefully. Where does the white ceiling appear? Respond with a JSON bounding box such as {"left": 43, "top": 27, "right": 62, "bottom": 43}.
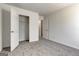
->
{"left": 7, "top": 3, "right": 71, "bottom": 16}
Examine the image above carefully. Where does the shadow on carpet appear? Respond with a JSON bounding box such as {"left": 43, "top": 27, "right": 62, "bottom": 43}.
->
{"left": 0, "top": 53, "right": 8, "bottom": 56}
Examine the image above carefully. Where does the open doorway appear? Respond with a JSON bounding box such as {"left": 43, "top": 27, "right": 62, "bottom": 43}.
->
{"left": 19, "top": 15, "right": 29, "bottom": 43}
{"left": 39, "top": 16, "right": 44, "bottom": 39}
{"left": 39, "top": 20, "right": 42, "bottom": 38}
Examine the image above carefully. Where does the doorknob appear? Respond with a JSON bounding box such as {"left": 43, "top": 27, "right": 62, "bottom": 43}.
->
{"left": 11, "top": 31, "right": 14, "bottom": 33}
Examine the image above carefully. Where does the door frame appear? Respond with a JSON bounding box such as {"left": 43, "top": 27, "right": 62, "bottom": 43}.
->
{"left": 19, "top": 15, "right": 29, "bottom": 42}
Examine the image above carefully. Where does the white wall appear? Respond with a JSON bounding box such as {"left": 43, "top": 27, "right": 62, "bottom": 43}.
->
{"left": 0, "top": 8, "right": 2, "bottom": 51}
{"left": 11, "top": 7, "right": 39, "bottom": 42}
{"left": 42, "top": 17, "right": 48, "bottom": 39}
{"left": 2, "top": 9, "right": 10, "bottom": 48}
{"left": 46, "top": 4, "right": 79, "bottom": 49}
{"left": 0, "top": 4, "right": 39, "bottom": 51}
{"left": 10, "top": 7, "right": 39, "bottom": 51}
{"left": 2, "top": 4, "right": 39, "bottom": 42}
{"left": 19, "top": 15, "right": 29, "bottom": 41}
{"left": 0, "top": 3, "right": 39, "bottom": 42}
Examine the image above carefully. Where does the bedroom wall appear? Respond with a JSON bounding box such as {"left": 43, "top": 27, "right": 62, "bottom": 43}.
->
{"left": 0, "top": 3, "right": 39, "bottom": 42}
{"left": 0, "top": 4, "right": 39, "bottom": 51}
{"left": 12, "top": 7, "right": 39, "bottom": 42}
{"left": 46, "top": 4, "right": 79, "bottom": 49}
{"left": 42, "top": 17, "right": 48, "bottom": 39}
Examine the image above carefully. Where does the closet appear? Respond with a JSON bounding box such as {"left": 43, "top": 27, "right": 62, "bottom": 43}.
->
{"left": 19, "top": 15, "right": 29, "bottom": 42}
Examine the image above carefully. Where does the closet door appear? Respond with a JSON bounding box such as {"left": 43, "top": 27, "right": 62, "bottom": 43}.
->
{"left": 0, "top": 8, "right": 2, "bottom": 51}
{"left": 11, "top": 9, "right": 19, "bottom": 51}
{"left": 19, "top": 21, "right": 26, "bottom": 41}
{"left": 19, "top": 16, "right": 29, "bottom": 41}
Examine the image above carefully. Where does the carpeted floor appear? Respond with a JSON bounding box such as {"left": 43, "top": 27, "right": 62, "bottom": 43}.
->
{"left": 0, "top": 47, "right": 10, "bottom": 56}
{"left": 1, "top": 38, "right": 79, "bottom": 56}
{"left": 6, "top": 38, "right": 79, "bottom": 56}
{"left": 0, "top": 53, "right": 8, "bottom": 56}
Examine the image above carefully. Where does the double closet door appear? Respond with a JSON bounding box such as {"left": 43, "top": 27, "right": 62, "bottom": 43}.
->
{"left": 19, "top": 15, "right": 29, "bottom": 42}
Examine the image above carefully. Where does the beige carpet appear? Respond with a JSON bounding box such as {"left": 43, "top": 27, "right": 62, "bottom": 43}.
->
{"left": 0, "top": 53, "right": 8, "bottom": 56}
{"left": 6, "top": 38, "right": 79, "bottom": 56}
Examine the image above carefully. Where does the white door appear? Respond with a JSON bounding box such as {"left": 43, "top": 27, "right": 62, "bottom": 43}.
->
{"left": 0, "top": 8, "right": 2, "bottom": 52}
{"left": 11, "top": 9, "right": 19, "bottom": 51}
